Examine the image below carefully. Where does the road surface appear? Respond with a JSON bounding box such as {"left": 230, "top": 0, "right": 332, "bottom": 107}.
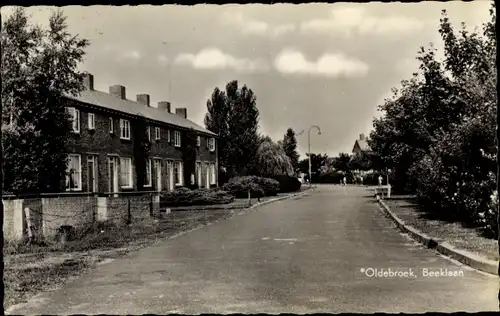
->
{"left": 7, "top": 185, "right": 498, "bottom": 314}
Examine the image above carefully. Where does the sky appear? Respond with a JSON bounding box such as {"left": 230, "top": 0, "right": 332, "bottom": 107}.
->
{"left": 1, "top": 2, "right": 493, "bottom": 158}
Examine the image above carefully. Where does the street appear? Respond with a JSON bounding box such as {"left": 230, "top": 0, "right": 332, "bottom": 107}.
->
{"left": 7, "top": 185, "right": 498, "bottom": 314}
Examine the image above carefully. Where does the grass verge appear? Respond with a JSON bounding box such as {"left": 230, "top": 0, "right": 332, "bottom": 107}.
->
{"left": 384, "top": 195, "right": 498, "bottom": 261}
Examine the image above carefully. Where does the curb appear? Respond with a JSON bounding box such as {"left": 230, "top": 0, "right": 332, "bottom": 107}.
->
{"left": 237, "top": 188, "right": 313, "bottom": 215}
{"left": 376, "top": 195, "right": 498, "bottom": 276}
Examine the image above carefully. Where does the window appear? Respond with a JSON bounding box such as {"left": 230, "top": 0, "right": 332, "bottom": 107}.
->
{"left": 88, "top": 113, "right": 95, "bottom": 130}
{"left": 146, "top": 125, "right": 151, "bottom": 141}
{"left": 66, "top": 154, "right": 82, "bottom": 191}
{"left": 174, "top": 161, "right": 183, "bottom": 185}
{"left": 120, "top": 157, "right": 133, "bottom": 188}
{"left": 196, "top": 136, "right": 201, "bottom": 147}
{"left": 120, "top": 119, "right": 131, "bottom": 140}
{"left": 109, "top": 117, "right": 114, "bottom": 133}
{"left": 155, "top": 127, "right": 161, "bottom": 140}
{"left": 167, "top": 130, "right": 171, "bottom": 143}
{"left": 210, "top": 163, "right": 216, "bottom": 185}
{"left": 67, "top": 107, "right": 80, "bottom": 133}
{"left": 208, "top": 138, "right": 215, "bottom": 152}
{"left": 144, "top": 158, "right": 152, "bottom": 187}
{"left": 174, "top": 131, "right": 181, "bottom": 147}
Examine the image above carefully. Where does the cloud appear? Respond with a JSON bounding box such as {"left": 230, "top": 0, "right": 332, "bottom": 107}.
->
{"left": 274, "top": 49, "right": 369, "bottom": 78}
{"left": 222, "top": 11, "right": 295, "bottom": 37}
{"left": 157, "top": 54, "right": 169, "bottom": 66}
{"left": 174, "top": 48, "right": 269, "bottom": 73}
{"left": 300, "top": 6, "right": 423, "bottom": 37}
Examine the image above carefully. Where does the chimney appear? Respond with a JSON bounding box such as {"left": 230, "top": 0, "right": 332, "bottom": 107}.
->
{"left": 175, "top": 108, "right": 187, "bottom": 119}
{"left": 109, "top": 85, "right": 126, "bottom": 99}
{"left": 158, "top": 101, "right": 171, "bottom": 113}
{"left": 360, "top": 133, "right": 365, "bottom": 140}
{"left": 136, "top": 94, "right": 150, "bottom": 107}
{"left": 83, "top": 73, "right": 94, "bottom": 90}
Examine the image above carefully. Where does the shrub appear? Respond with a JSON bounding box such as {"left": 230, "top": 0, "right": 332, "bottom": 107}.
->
{"left": 272, "top": 175, "right": 301, "bottom": 193}
{"left": 160, "top": 187, "right": 234, "bottom": 207}
{"left": 316, "top": 171, "right": 344, "bottom": 184}
{"left": 222, "top": 176, "right": 279, "bottom": 198}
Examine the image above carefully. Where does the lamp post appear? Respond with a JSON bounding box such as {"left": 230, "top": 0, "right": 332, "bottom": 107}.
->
{"left": 308, "top": 125, "right": 321, "bottom": 188}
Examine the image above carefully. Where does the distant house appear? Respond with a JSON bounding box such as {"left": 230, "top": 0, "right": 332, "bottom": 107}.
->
{"left": 352, "top": 134, "right": 370, "bottom": 155}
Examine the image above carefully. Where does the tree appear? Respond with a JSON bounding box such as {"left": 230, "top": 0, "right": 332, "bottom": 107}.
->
{"left": 282, "top": 128, "right": 299, "bottom": 173}
{"left": 2, "top": 8, "right": 89, "bottom": 194}
{"left": 298, "top": 153, "right": 328, "bottom": 181}
{"left": 204, "top": 87, "right": 229, "bottom": 169}
{"left": 256, "top": 136, "right": 293, "bottom": 177}
{"left": 332, "top": 153, "right": 351, "bottom": 173}
{"left": 205, "top": 80, "right": 260, "bottom": 178}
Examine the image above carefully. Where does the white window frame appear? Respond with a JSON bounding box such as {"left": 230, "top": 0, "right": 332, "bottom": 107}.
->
{"left": 167, "top": 129, "right": 171, "bottom": 143}
{"left": 146, "top": 125, "right": 151, "bottom": 142}
{"left": 87, "top": 155, "right": 98, "bottom": 192}
{"left": 155, "top": 127, "right": 161, "bottom": 140}
{"left": 144, "top": 158, "right": 152, "bottom": 187}
{"left": 120, "top": 157, "right": 133, "bottom": 189}
{"left": 174, "top": 160, "right": 183, "bottom": 186}
{"left": 67, "top": 107, "right": 80, "bottom": 133}
{"left": 196, "top": 136, "right": 201, "bottom": 147}
{"left": 120, "top": 119, "right": 131, "bottom": 140}
{"left": 209, "top": 138, "right": 215, "bottom": 152}
{"left": 66, "top": 154, "right": 82, "bottom": 191}
{"left": 109, "top": 117, "right": 114, "bottom": 134}
{"left": 174, "top": 131, "right": 181, "bottom": 147}
{"left": 88, "top": 113, "right": 95, "bottom": 130}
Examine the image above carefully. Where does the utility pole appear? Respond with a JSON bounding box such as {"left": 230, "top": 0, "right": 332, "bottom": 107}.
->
{"left": 308, "top": 125, "right": 321, "bottom": 189}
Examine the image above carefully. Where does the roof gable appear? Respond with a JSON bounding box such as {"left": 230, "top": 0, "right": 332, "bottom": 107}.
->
{"left": 65, "top": 90, "right": 216, "bottom": 137}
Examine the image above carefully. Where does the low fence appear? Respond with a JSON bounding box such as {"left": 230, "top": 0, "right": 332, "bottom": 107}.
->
{"left": 3, "top": 192, "right": 160, "bottom": 242}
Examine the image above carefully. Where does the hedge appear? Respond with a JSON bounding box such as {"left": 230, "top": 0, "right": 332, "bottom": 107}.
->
{"left": 272, "top": 175, "right": 301, "bottom": 193}
{"left": 160, "top": 187, "right": 234, "bottom": 207}
{"left": 222, "top": 176, "right": 280, "bottom": 198}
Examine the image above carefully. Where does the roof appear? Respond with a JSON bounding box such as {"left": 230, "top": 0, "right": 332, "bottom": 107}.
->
{"left": 64, "top": 89, "right": 217, "bottom": 137}
{"left": 352, "top": 139, "right": 370, "bottom": 153}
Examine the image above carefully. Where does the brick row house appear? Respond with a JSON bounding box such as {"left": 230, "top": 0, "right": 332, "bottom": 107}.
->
{"left": 63, "top": 73, "right": 218, "bottom": 194}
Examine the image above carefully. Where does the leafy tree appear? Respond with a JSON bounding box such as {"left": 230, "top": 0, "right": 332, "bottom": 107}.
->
{"left": 204, "top": 87, "right": 229, "bottom": 169}
{"left": 282, "top": 128, "right": 299, "bottom": 172}
{"left": 332, "top": 153, "right": 351, "bottom": 173}
{"left": 2, "top": 8, "right": 89, "bottom": 194}
{"left": 205, "top": 80, "right": 260, "bottom": 178}
{"left": 256, "top": 136, "right": 293, "bottom": 177}
{"left": 298, "top": 153, "right": 328, "bottom": 181}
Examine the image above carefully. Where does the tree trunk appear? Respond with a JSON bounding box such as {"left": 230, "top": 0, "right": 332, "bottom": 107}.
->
{"left": 247, "top": 189, "right": 251, "bottom": 206}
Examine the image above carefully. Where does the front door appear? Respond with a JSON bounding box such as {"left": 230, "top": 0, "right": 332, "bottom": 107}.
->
{"left": 204, "top": 163, "right": 210, "bottom": 189}
{"left": 167, "top": 160, "right": 174, "bottom": 191}
{"left": 87, "top": 155, "right": 98, "bottom": 193}
{"left": 196, "top": 162, "right": 202, "bottom": 187}
{"left": 108, "top": 156, "right": 119, "bottom": 194}
{"left": 154, "top": 159, "right": 162, "bottom": 192}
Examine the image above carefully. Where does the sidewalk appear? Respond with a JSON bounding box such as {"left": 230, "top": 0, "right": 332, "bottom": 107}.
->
{"left": 377, "top": 194, "right": 498, "bottom": 275}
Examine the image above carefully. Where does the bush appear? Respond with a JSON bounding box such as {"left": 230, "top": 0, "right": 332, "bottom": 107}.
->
{"left": 272, "top": 175, "right": 301, "bottom": 193}
{"left": 316, "top": 171, "right": 344, "bottom": 184}
{"left": 222, "top": 176, "right": 279, "bottom": 198}
{"left": 160, "top": 187, "right": 234, "bottom": 207}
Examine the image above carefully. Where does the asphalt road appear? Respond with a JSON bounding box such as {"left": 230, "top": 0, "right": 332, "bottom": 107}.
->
{"left": 7, "top": 185, "right": 498, "bottom": 314}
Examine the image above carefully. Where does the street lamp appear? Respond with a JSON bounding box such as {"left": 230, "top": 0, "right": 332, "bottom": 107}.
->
{"left": 308, "top": 125, "right": 321, "bottom": 188}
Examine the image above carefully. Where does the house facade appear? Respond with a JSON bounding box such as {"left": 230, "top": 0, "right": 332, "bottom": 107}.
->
{"left": 64, "top": 73, "right": 218, "bottom": 194}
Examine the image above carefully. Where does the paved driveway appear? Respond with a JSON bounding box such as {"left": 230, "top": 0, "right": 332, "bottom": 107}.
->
{"left": 7, "top": 185, "right": 498, "bottom": 314}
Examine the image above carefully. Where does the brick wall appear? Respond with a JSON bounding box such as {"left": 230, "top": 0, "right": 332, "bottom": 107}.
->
{"left": 3, "top": 192, "right": 160, "bottom": 241}
{"left": 41, "top": 195, "right": 97, "bottom": 238}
